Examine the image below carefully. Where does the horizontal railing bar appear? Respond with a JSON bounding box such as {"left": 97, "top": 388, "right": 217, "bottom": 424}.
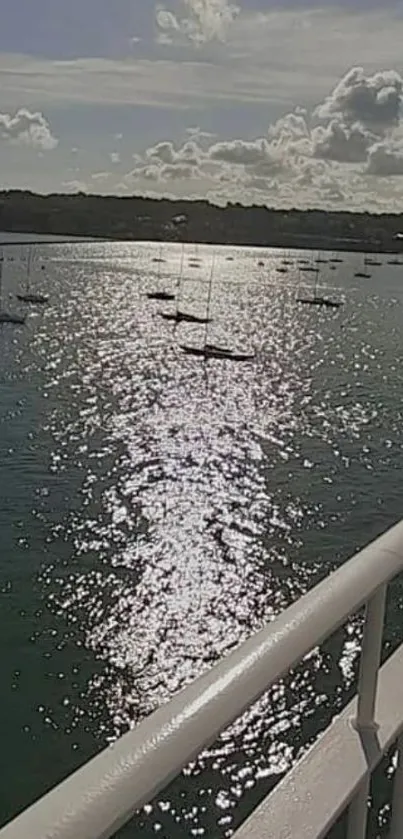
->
{"left": 2, "top": 520, "right": 403, "bottom": 839}
{"left": 232, "top": 641, "right": 403, "bottom": 839}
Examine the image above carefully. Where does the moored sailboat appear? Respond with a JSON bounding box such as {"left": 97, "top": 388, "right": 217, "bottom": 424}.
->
{"left": 180, "top": 254, "right": 255, "bottom": 361}
{"left": 0, "top": 255, "right": 26, "bottom": 324}
{"left": 17, "top": 247, "right": 49, "bottom": 304}
{"left": 297, "top": 265, "right": 342, "bottom": 308}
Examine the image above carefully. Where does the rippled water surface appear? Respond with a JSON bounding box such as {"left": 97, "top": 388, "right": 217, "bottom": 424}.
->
{"left": 1, "top": 239, "right": 403, "bottom": 836}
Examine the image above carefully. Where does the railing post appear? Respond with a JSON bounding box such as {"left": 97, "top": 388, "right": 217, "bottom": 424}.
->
{"left": 346, "top": 585, "right": 387, "bottom": 839}
{"left": 389, "top": 733, "right": 403, "bottom": 839}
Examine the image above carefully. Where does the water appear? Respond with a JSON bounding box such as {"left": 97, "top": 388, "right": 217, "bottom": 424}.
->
{"left": 0, "top": 239, "right": 403, "bottom": 837}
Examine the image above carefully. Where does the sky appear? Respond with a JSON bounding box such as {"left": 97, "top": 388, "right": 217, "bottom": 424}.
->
{"left": 1, "top": 0, "right": 403, "bottom": 210}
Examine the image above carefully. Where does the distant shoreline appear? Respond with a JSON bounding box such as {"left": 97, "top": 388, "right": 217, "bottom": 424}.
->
{"left": 0, "top": 230, "right": 400, "bottom": 257}
{"left": 1, "top": 190, "right": 403, "bottom": 255}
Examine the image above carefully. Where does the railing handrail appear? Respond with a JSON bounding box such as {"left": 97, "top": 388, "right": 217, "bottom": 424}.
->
{"left": 2, "top": 520, "right": 403, "bottom": 839}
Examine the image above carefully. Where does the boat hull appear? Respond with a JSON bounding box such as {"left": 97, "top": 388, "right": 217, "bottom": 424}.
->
{"left": 160, "top": 312, "right": 211, "bottom": 324}
{"left": 17, "top": 294, "right": 49, "bottom": 304}
{"left": 297, "top": 297, "right": 342, "bottom": 309}
{"left": 180, "top": 345, "right": 255, "bottom": 361}
{"left": 0, "top": 311, "right": 26, "bottom": 324}
{"left": 147, "top": 292, "right": 175, "bottom": 301}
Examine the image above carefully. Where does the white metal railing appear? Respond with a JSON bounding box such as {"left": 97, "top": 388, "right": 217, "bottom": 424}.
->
{"left": 2, "top": 521, "right": 403, "bottom": 839}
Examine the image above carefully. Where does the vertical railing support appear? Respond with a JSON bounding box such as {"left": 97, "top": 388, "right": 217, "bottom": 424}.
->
{"left": 389, "top": 733, "right": 403, "bottom": 839}
{"left": 346, "top": 585, "right": 387, "bottom": 839}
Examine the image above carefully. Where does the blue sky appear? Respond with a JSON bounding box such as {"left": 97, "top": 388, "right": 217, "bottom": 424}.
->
{"left": 1, "top": 0, "right": 403, "bottom": 209}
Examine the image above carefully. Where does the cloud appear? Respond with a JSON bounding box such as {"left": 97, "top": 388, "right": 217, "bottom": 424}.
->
{"left": 146, "top": 139, "right": 201, "bottom": 167}
{"left": 316, "top": 66, "right": 403, "bottom": 130}
{"left": 0, "top": 108, "right": 58, "bottom": 150}
{"left": 312, "top": 120, "right": 375, "bottom": 163}
{"left": 115, "top": 66, "right": 403, "bottom": 211}
{"left": 209, "top": 138, "right": 274, "bottom": 166}
{"left": 91, "top": 171, "right": 112, "bottom": 181}
{"left": 62, "top": 179, "right": 88, "bottom": 192}
{"left": 156, "top": 0, "right": 240, "bottom": 45}
{"left": 3, "top": 11, "right": 403, "bottom": 114}
{"left": 186, "top": 126, "right": 216, "bottom": 141}
{"left": 365, "top": 141, "right": 403, "bottom": 176}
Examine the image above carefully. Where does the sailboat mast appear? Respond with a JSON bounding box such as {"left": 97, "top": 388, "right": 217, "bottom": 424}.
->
{"left": 176, "top": 243, "right": 185, "bottom": 314}
{"left": 204, "top": 252, "right": 215, "bottom": 347}
{"left": 0, "top": 253, "right": 3, "bottom": 309}
{"left": 26, "top": 247, "right": 32, "bottom": 292}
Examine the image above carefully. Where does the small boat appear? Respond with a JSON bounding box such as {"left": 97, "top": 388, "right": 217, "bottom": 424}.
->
{"left": 329, "top": 258, "right": 343, "bottom": 264}
{"left": 297, "top": 296, "right": 342, "bottom": 309}
{"left": 276, "top": 267, "right": 288, "bottom": 274}
{"left": 205, "top": 342, "right": 234, "bottom": 356}
{"left": 17, "top": 292, "right": 48, "bottom": 304}
{"left": 387, "top": 258, "right": 403, "bottom": 265}
{"left": 148, "top": 245, "right": 170, "bottom": 296}
{"left": 354, "top": 271, "right": 371, "bottom": 279}
{"left": 300, "top": 266, "right": 319, "bottom": 273}
{"left": 0, "top": 311, "right": 26, "bottom": 324}
{"left": 297, "top": 266, "right": 342, "bottom": 309}
{"left": 180, "top": 345, "right": 255, "bottom": 361}
{"left": 0, "top": 257, "right": 25, "bottom": 324}
{"left": 315, "top": 258, "right": 328, "bottom": 264}
{"left": 364, "top": 258, "right": 382, "bottom": 267}
{"left": 17, "top": 247, "right": 49, "bottom": 305}
{"left": 160, "top": 311, "right": 212, "bottom": 325}
{"left": 147, "top": 291, "right": 175, "bottom": 301}
{"left": 257, "top": 261, "right": 264, "bottom": 267}
{"left": 178, "top": 253, "right": 255, "bottom": 361}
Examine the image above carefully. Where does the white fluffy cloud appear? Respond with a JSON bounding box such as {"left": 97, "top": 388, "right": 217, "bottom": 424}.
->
{"left": 0, "top": 108, "right": 58, "bottom": 150}
{"left": 116, "top": 67, "right": 403, "bottom": 210}
{"left": 365, "top": 141, "right": 403, "bottom": 176}
{"left": 156, "top": 0, "right": 239, "bottom": 45}
{"left": 316, "top": 67, "right": 402, "bottom": 130}
{"left": 312, "top": 120, "right": 375, "bottom": 163}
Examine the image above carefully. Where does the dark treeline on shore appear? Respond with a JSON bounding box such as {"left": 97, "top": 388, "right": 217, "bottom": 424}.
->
{"left": 1, "top": 190, "right": 403, "bottom": 253}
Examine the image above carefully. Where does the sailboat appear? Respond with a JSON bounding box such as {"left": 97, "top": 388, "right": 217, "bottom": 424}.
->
{"left": 297, "top": 266, "right": 342, "bottom": 308}
{"left": 160, "top": 244, "right": 212, "bottom": 325}
{"left": 180, "top": 254, "right": 255, "bottom": 361}
{"left": 300, "top": 264, "right": 320, "bottom": 274}
{"left": 0, "top": 257, "right": 25, "bottom": 324}
{"left": 147, "top": 290, "right": 176, "bottom": 301}
{"left": 147, "top": 245, "right": 175, "bottom": 301}
{"left": 364, "top": 255, "right": 382, "bottom": 267}
{"left": 17, "top": 247, "right": 49, "bottom": 304}
{"left": 152, "top": 244, "right": 166, "bottom": 263}
{"left": 387, "top": 257, "right": 403, "bottom": 265}
{"left": 354, "top": 256, "right": 371, "bottom": 279}
{"left": 180, "top": 345, "right": 255, "bottom": 361}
